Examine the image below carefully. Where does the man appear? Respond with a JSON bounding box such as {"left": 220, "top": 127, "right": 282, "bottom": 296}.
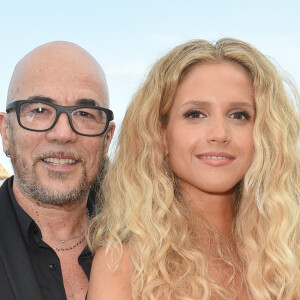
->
{"left": 0, "top": 41, "right": 115, "bottom": 300}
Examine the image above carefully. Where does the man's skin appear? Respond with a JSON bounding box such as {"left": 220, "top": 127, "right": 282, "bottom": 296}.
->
{"left": 0, "top": 41, "right": 115, "bottom": 299}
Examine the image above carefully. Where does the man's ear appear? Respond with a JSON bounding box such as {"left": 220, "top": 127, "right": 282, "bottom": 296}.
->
{"left": 0, "top": 113, "right": 10, "bottom": 154}
{"left": 103, "top": 122, "right": 115, "bottom": 155}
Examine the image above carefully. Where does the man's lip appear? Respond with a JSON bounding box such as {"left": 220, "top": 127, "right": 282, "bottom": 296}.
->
{"left": 41, "top": 155, "right": 78, "bottom": 160}
{"left": 37, "top": 151, "right": 81, "bottom": 161}
{"left": 39, "top": 153, "right": 80, "bottom": 167}
{"left": 41, "top": 157, "right": 79, "bottom": 169}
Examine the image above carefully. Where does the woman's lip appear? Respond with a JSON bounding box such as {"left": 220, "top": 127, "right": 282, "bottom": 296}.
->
{"left": 198, "top": 152, "right": 235, "bottom": 159}
{"left": 196, "top": 152, "right": 235, "bottom": 167}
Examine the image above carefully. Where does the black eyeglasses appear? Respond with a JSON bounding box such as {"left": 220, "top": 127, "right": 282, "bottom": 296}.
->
{"left": 6, "top": 100, "right": 114, "bottom": 137}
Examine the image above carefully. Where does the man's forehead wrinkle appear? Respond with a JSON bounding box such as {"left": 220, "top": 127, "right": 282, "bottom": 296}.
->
{"left": 7, "top": 41, "right": 109, "bottom": 106}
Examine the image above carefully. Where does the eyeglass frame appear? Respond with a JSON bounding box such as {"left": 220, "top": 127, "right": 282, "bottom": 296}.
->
{"left": 6, "top": 99, "right": 114, "bottom": 137}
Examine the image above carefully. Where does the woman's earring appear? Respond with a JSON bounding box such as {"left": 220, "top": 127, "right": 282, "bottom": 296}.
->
{"left": 5, "top": 150, "right": 10, "bottom": 158}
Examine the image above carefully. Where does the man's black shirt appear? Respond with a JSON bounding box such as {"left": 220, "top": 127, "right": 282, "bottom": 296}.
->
{"left": 8, "top": 177, "right": 93, "bottom": 300}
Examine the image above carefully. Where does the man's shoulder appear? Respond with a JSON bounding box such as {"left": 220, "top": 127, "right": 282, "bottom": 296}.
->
{"left": 0, "top": 177, "right": 44, "bottom": 300}
{"left": 0, "top": 176, "right": 25, "bottom": 250}
{"left": 0, "top": 176, "right": 21, "bottom": 242}
{"left": 0, "top": 176, "right": 12, "bottom": 195}
{"left": 0, "top": 177, "right": 15, "bottom": 217}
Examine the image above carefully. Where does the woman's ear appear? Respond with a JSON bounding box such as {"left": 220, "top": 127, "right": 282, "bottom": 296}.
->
{"left": 161, "top": 128, "right": 169, "bottom": 157}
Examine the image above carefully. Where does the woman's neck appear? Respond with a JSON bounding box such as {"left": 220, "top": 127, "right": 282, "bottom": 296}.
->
{"left": 181, "top": 182, "right": 236, "bottom": 238}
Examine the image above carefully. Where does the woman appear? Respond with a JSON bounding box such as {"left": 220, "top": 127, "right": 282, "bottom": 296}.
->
{"left": 88, "top": 38, "right": 300, "bottom": 299}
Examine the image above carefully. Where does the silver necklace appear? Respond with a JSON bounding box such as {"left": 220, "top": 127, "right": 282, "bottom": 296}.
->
{"left": 43, "top": 228, "right": 86, "bottom": 243}
{"left": 54, "top": 236, "right": 86, "bottom": 252}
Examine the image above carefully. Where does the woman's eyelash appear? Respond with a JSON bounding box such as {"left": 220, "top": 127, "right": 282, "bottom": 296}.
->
{"left": 183, "top": 110, "right": 205, "bottom": 119}
{"left": 230, "top": 111, "right": 251, "bottom": 120}
{"left": 183, "top": 110, "right": 251, "bottom": 120}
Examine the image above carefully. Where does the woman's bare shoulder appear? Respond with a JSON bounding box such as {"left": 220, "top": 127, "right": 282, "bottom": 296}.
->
{"left": 87, "top": 244, "right": 133, "bottom": 300}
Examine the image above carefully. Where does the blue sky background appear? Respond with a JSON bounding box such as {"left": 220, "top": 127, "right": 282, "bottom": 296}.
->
{"left": 1, "top": 0, "right": 300, "bottom": 174}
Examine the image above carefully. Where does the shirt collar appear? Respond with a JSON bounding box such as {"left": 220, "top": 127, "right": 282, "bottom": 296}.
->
{"left": 8, "top": 177, "right": 34, "bottom": 244}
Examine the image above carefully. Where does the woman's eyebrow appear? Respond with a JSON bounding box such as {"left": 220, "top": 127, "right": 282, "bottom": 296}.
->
{"left": 180, "top": 100, "right": 255, "bottom": 109}
{"left": 180, "top": 100, "right": 210, "bottom": 108}
{"left": 228, "top": 102, "right": 255, "bottom": 109}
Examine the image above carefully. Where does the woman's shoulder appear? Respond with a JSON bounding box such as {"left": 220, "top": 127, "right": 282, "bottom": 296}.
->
{"left": 88, "top": 244, "right": 133, "bottom": 300}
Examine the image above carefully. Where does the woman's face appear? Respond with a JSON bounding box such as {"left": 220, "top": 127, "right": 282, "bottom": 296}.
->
{"left": 163, "top": 62, "right": 255, "bottom": 197}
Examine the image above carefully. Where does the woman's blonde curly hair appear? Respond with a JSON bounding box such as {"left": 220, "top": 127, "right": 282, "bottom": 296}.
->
{"left": 88, "top": 38, "right": 300, "bottom": 299}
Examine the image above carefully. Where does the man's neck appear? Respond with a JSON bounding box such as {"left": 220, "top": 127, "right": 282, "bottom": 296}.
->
{"left": 12, "top": 181, "right": 89, "bottom": 240}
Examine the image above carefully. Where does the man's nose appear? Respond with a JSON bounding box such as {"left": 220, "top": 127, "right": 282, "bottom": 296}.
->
{"left": 45, "top": 113, "right": 77, "bottom": 144}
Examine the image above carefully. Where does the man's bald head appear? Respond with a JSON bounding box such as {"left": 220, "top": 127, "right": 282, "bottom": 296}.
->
{"left": 1, "top": 41, "right": 115, "bottom": 209}
{"left": 7, "top": 41, "right": 109, "bottom": 107}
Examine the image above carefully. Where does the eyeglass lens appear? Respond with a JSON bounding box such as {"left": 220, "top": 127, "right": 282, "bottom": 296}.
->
{"left": 19, "top": 102, "right": 108, "bottom": 135}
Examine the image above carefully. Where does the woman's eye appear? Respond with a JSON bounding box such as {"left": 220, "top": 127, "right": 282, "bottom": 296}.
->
{"left": 229, "top": 111, "right": 250, "bottom": 120}
{"left": 184, "top": 110, "right": 206, "bottom": 119}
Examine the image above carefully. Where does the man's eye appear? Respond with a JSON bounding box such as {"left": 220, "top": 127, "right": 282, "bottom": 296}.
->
{"left": 229, "top": 111, "right": 251, "bottom": 120}
{"left": 184, "top": 110, "right": 206, "bottom": 119}
{"left": 77, "top": 111, "right": 93, "bottom": 118}
{"left": 33, "top": 107, "right": 47, "bottom": 113}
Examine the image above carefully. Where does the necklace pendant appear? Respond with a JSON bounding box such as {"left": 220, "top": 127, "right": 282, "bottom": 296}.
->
{"left": 61, "top": 240, "right": 65, "bottom": 243}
